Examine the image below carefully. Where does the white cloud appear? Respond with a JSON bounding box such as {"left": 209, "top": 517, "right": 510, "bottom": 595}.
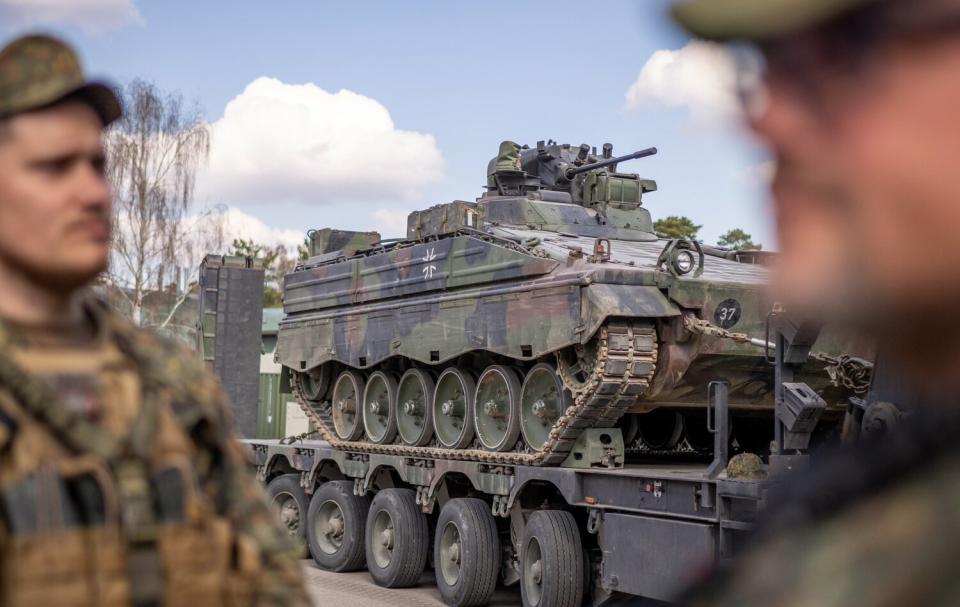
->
{"left": 625, "top": 41, "right": 741, "bottom": 128}
{"left": 0, "top": 0, "right": 143, "bottom": 34}
{"left": 217, "top": 207, "right": 304, "bottom": 251}
{"left": 370, "top": 208, "right": 409, "bottom": 238}
{"left": 199, "top": 77, "right": 444, "bottom": 206}
{"left": 167, "top": 207, "right": 303, "bottom": 262}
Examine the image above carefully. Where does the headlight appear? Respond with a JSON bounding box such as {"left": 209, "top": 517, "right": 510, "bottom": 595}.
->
{"left": 672, "top": 250, "right": 695, "bottom": 275}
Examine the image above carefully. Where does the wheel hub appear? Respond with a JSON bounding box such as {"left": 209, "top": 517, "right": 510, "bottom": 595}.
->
{"left": 273, "top": 490, "right": 301, "bottom": 535}
{"left": 483, "top": 399, "right": 506, "bottom": 417}
{"left": 403, "top": 399, "right": 420, "bottom": 416}
{"left": 315, "top": 500, "right": 347, "bottom": 554}
{"left": 337, "top": 398, "right": 354, "bottom": 414}
{"left": 530, "top": 559, "right": 542, "bottom": 584}
{"left": 280, "top": 501, "right": 299, "bottom": 531}
{"left": 531, "top": 400, "right": 552, "bottom": 420}
{"left": 372, "top": 510, "right": 396, "bottom": 568}
{"left": 523, "top": 535, "right": 545, "bottom": 606}
{"left": 328, "top": 513, "right": 343, "bottom": 537}
{"left": 439, "top": 521, "right": 463, "bottom": 586}
{"left": 441, "top": 399, "right": 462, "bottom": 418}
{"left": 381, "top": 526, "right": 394, "bottom": 549}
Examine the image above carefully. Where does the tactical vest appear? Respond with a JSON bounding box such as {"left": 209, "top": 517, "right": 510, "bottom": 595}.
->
{"left": 0, "top": 304, "right": 263, "bottom": 607}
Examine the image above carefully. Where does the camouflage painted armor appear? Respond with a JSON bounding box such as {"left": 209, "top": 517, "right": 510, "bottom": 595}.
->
{"left": 0, "top": 298, "right": 309, "bottom": 606}
{"left": 277, "top": 140, "right": 867, "bottom": 466}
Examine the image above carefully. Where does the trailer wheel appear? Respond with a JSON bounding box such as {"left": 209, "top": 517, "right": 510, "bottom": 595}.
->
{"left": 306, "top": 480, "right": 370, "bottom": 572}
{"left": 365, "top": 488, "right": 429, "bottom": 588}
{"left": 266, "top": 474, "right": 309, "bottom": 557}
{"left": 434, "top": 498, "right": 501, "bottom": 607}
{"left": 520, "top": 510, "right": 584, "bottom": 607}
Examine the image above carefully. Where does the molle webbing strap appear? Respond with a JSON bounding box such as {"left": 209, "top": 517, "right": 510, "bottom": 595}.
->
{"left": 0, "top": 316, "right": 165, "bottom": 607}
{"left": 0, "top": 337, "right": 122, "bottom": 460}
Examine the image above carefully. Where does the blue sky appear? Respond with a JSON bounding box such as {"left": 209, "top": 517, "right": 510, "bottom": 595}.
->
{"left": 0, "top": 0, "right": 774, "bottom": 248}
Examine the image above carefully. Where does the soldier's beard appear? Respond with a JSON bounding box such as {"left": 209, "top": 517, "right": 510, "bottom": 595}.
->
{"left": 0, "top": 248, "right": 106, "bottom": 299}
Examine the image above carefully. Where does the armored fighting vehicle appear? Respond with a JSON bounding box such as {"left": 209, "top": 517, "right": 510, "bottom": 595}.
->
{"left": 275, "top": 140, "right": 864, "bottom": 467}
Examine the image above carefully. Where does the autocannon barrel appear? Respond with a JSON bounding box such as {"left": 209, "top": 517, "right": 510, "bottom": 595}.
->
{"left": 564, "top": 146, "right": 658, "bottom": 179}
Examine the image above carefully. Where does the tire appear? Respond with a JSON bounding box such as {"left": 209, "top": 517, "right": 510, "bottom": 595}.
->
{"left": 434, "top": 498, "right": 501, "bottom": 607}
{"left": 365, "top": 488, "right": 429, "bottom": 588}
{"left": 266, "top": 473, "right": 310, "bottom": 558}
{"left": 306, "top": 480, "right": 370, "bottom": 572}
{"left": 520, "top": 510, "right": 584, "bottom": 607}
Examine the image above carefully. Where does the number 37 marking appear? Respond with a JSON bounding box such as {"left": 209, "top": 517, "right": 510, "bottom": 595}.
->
{"left": 713, "top": 298, "right": 742, "bottom": 329}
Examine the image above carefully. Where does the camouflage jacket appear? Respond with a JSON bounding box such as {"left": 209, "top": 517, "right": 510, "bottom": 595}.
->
{"left": 0, "top": 298, "right": 309, "bottom": 606}
{"left": 690, "top": 413, "right": 960, "bottom": 607}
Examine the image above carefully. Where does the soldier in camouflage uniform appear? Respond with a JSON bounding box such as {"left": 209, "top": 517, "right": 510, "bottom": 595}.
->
{"left": 0, "top": 34, "right": 309, "bottom": 606}
{"left": 669, "top": 0, "right": 960, "bottom": 605}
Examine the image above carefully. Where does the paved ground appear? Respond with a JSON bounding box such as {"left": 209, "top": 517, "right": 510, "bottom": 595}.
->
{"left": 302, "top": 561, "right": 522, "bottom": 607}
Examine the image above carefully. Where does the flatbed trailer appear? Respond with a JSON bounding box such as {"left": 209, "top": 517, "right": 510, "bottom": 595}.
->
{"left": 220, "top": 255, "right": 834, "bottom": 607}
{"left": 244, "top": 417, "right": 765, "bottom": 605}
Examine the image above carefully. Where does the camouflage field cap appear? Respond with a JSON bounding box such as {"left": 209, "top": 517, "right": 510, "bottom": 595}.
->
{"left": 0, "top": 34, "right": 120, "bottom": 124}
{"left": 672, "top": 0, "right": 879, "bottom": 41}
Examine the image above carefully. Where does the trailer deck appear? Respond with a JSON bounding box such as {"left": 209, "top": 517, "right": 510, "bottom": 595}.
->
{"left": 245, "top": 437, "right": 763, "bottom": 603}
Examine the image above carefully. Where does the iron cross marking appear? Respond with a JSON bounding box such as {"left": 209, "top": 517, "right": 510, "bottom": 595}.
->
{"left": 422, "top": 247, "right": 438, "bottom": 280}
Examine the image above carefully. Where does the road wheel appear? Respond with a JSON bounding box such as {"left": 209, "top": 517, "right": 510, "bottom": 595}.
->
{"left": 363, "top": 371, "right": 399, "bottom": 444}
{"left": 266, "top": 474, "right": 309, "bottom": 557}
{"left": 520, "top": 363, "right": 571, "bottom": 452}
{"left": 306, "top": 480, "right": 370, "bottom": 571}
{"left": 520, "top": 510, "right": 584, "bottom": 607}
{"left": 365, "top": 488, "right": 429, "bottom": 588}
{"left": 434, "top": 498, "right": 500, "bottom": 607}
{"left": 298, "top": 365, "right": 331, "bottom": 402}
{"left": 433, "top": 368, "right": 476, "bottom": 449}
{"left": 397, "top": 369, "right": 435, "bottom": 446}
{"left": 474, "top": 365, "right": 522, "bottom": 452}
{"left": 332, "top": 371, "right": 366, "bottom": 441}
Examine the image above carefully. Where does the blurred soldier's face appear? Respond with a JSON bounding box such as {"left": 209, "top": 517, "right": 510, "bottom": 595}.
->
{"left": 749, "top": 1, "right": 960, "bottom": 333}
{"left": 0, "top": 101, "right": 111, "bottom": 292}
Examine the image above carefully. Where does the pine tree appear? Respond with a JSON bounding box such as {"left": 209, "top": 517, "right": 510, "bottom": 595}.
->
{"left": 653, "top": 216, "right": 702, "bottom": 240}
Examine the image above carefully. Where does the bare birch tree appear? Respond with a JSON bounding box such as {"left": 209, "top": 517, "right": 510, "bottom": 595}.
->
{"left": 104, "top": 79, "right": 211, "bottom": 325}
{"left": 152, "top": 204, "right": 228, "bottom": 332}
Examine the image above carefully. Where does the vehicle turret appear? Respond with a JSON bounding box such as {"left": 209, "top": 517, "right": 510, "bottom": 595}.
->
{"left": 482, "top": 140, "right": 660, "bottom": 241}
